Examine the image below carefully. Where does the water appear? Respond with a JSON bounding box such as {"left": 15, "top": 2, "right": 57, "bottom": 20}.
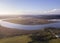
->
{"left": 0, "top": 19, "right": 60, "bottom": 30}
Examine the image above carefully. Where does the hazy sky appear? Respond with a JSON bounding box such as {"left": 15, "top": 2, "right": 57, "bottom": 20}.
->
{"left": 0, "top": 0, "right": 60, "bottom": 15}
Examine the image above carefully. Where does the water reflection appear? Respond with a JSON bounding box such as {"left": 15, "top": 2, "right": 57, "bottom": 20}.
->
{"left": 0, "top": 20, "right": 60, "bottom": 30}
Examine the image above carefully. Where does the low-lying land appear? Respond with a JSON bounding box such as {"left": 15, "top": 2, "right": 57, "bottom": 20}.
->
{"left": 4, "top": 18, "right": 56, "bottom": 25}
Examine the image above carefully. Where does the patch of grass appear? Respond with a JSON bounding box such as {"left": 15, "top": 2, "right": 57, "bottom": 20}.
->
{"left": 49, "top": 39, "right": 60, "bottom": 43}
{"left": 0, "top": 35, "right": 31, "bottom": 43}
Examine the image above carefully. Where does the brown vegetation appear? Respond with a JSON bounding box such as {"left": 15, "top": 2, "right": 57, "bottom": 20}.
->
{"left": 4, "top": 18, "right": 54, "bottom": 25}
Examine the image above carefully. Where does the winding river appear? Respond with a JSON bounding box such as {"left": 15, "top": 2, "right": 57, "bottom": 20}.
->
{"left": 0, "top": 19, "right": 60, "bottom": 30}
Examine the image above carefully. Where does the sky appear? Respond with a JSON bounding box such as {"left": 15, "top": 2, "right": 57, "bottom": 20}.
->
{"left": 0, "top": 0, "right": 60, "bottom": 15}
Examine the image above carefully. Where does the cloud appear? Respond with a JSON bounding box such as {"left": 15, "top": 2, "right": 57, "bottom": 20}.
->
{"left": 47, "top": 9, "right": 60, "bottom": 14}
{"left": 0, "top": 7, "right": 60, "bottom": 15}
{"left": 0, "top": 0, "right": 60, "bottom": 15}
{"left": 0, "top": 2, "right": 60, "bottom": 15}
{"left": 23, "top": 9, "right": 60, "bottom": 15}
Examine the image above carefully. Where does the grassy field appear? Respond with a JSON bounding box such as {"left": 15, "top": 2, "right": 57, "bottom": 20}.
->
{"left": 0, "top": 35, "right": 31, "bottom": 43}
{"left": 49, "top": 39, "right": 60, "bottom": 43}
{"left": 0, "top": 34, "right": 60, "bottom": 43}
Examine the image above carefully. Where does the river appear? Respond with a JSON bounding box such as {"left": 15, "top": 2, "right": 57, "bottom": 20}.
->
{"left": 0, "top": 19, "right": 60, "bottom": 30}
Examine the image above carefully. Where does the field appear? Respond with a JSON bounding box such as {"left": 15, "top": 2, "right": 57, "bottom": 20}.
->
{"left": 0, "top": 34, "right": 60, "bottom": 43}
{"left": 0, "top": 35, "right": 60, "bottom": 43}
{"left": 0, "top": 35, "right": 31, "bottom": 43}
{"left": 4, "top": 17, "right": 55, "bottom": 25}
{"left": 49, "top": 39, "right": 60, "bottom": 43}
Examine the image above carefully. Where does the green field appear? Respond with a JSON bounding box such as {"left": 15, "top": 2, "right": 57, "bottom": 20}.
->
{"left": 49, "top": 39, "right": 60, "bottom": 43}
{"left": 0, "top": 35, "right": 31, "bottom": 43}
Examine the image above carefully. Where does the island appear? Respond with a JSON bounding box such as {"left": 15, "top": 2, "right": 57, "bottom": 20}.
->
{"left": 3, "top": 17, "right": 56, "bottom": 25}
